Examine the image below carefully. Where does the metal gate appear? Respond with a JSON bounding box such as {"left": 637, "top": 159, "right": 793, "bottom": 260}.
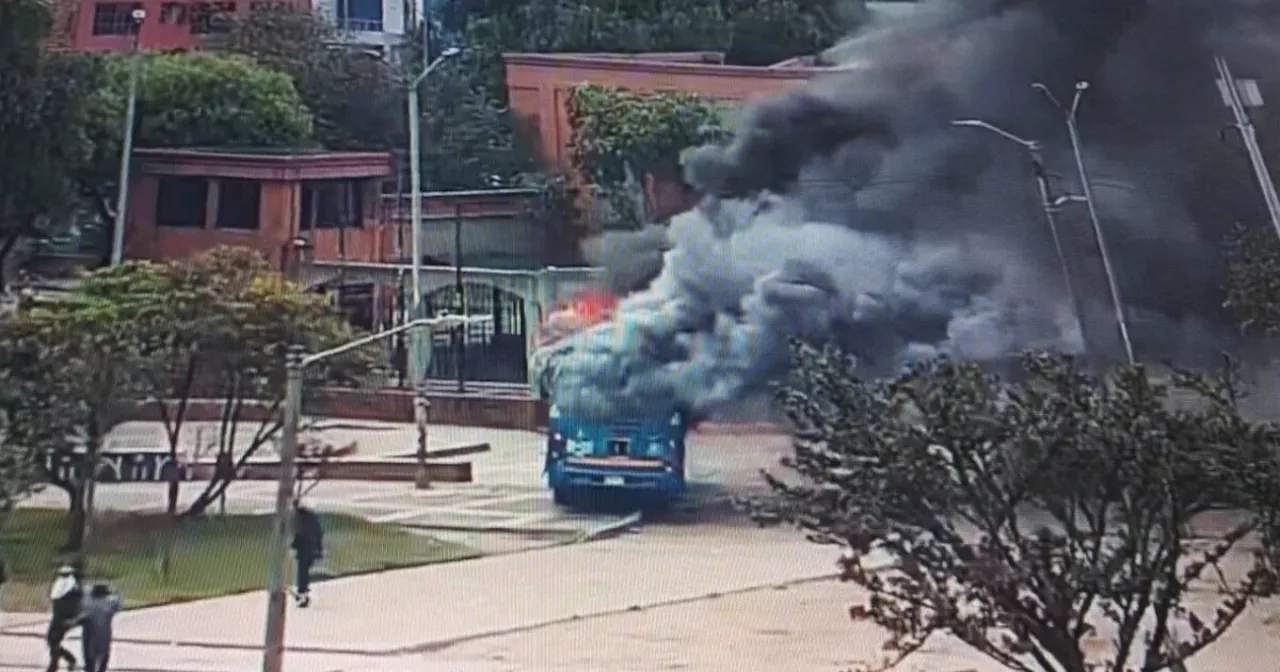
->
{"left": 424, "top": 282, "right": 528, "bottom": 385}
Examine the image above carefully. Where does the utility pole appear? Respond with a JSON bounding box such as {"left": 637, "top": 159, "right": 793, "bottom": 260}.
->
{"left": 261, "top": 345, "right": 304, "bottom": 672}
{"left": 406, "top": 46, "right": 460, "bottom": 389}
{"left": 260, "top": 315, "right": 491, "bottom": 672}
{"left": 1033, "top": 81, "right": 1135, "bottom": 364}
{"left": 951, "top": 119, "right": 1089, "bottom": 351}
{"left": 109, "top": 8, "right": 147, "bottom": 266}
{"left": 1214, "top": 55, "right": 1280, "bottom": 242}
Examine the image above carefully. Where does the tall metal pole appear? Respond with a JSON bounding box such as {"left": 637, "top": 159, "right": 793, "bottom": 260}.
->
{"left": 1034, "top": 81, "right": 1135, "bottom": 364}
{"left": 1029, "top": 151, "right": 1090, "bottom": 351}
{"left": 1215, "top": 55, "right": 1280, "bottom": 241}
{"left": 414, "top": 376, "right": 432, "bottom": 489}
{"left": 454, "top": 203, "right": 465, "bottom": 393}
{"left": 109, "top": 9, "right": 147, "bottom": 266}
{"left": 405, "top": 48, "right": 460, "bottom": 389}
{"left": 261, "top": 346, "right": 305, "bottom": 672}
{"left": 258, "top": 316, "right": 488, "bottom": 672}
{"left": 407, "top": 85, "right": 426, "bottom": 387}
{"left": 950, "top": 119, "right": 1087, "bottom": 350}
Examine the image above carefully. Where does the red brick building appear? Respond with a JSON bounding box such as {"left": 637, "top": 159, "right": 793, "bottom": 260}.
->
{"left": 45, "top": 0, "right": 310, "bottom": 53}
{"left": 122, "top": 148, "right": 391, "bottom": 265}
{"left": 503, "top": 51, "right": 823, "bottom": 225}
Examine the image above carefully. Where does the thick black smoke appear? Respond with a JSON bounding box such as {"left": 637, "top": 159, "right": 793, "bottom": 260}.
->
{"left": 547, "top": 0, "right": 1280, "bottom": 420}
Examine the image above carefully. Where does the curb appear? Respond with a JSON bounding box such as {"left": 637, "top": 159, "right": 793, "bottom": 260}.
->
{"left": 395, "top": 509, "right": 641, "bottom": 540}
{"left": 396, "top": 521, "right": 585, "bottom": 537}
{"left": 383, "top": 443, "right": 492, "bottom": 460}
{"left": 395, "top": 571, "right": 841, "bottom": 655}
{"left": 1, "top": 571, "right": 842, "bottom": 658}
{"left": 573, "top": 510, "right": 642, "bottom": 542}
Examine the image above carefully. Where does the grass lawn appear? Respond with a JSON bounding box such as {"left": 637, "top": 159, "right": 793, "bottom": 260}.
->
{"left": 0, "top": 508, "right": 479, "bottom": 613}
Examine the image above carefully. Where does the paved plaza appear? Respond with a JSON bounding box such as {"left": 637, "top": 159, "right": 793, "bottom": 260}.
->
{"left": 21, "top": 421, "right": 786, "bottom": 546}
{"left": 12, "top": 422, "right": 1276, "bottom": 671}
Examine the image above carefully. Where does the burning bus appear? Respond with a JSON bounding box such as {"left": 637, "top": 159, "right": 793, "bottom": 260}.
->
{"left": 533, "top": 289, "right": 691, "bottom": 508}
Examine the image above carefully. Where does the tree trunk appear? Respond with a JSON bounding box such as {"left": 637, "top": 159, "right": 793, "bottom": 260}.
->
{"left": 166, "top": 475, "right": 181, "bottom": 516}
{"left": 75, "top": 415, "right": 104, "bottom": 552}
{"left": 63, "top": 479, "right": 86, "bottom": 553}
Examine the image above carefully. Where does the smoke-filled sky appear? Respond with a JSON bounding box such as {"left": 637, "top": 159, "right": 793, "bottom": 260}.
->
{"left": 542, "top": 0, "right": 1280, "bottom": 420}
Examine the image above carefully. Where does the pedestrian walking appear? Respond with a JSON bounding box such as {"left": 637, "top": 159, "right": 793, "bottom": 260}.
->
{"left": 291, "top": 501, "right": 324, "bottom": 608}
{"left": 77, "top": 583, "right": 122, "bottom": 672}
{"left": 46, "top": 565, "right": 83, "bottom": 672}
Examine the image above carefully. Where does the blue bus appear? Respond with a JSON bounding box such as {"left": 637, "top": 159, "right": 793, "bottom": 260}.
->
{"left": 544, "top": 404, "right": 689, "bottom": 507}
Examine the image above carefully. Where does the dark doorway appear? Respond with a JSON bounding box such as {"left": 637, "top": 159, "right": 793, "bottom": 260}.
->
{"left": 425, "top": 282, "right": 528, "bottom": 385}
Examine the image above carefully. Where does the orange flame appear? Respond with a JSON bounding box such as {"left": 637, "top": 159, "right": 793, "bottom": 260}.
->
{"left": 537, "top": 289, "right": 618, "bottom": 347}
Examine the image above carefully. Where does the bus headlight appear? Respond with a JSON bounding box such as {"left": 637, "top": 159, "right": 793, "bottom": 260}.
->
{"left": 645, "top": 441, "right": 666, "bottom": 457}
{"left": 566, "top": 439, "right": 593, "bottom": 456}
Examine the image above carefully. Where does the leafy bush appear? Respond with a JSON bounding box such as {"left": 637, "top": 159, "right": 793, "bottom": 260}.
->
{"left": 752, "top": 342, "right": 1280, "bottom": 672}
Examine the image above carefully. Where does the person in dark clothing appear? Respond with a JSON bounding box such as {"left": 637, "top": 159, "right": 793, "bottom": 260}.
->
{"left": 291, "top": 501, "right": 324, "bottom": 608}
{"left": 46, "top": 565, "right": 83, "bottom": 672}
{"left": 77, "top": 583, "right": 121, "bottom": 672}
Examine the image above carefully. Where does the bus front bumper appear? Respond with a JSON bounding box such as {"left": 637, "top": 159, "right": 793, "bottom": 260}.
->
{"left": 548, "top": 460, "right": 684, "bottom": 494}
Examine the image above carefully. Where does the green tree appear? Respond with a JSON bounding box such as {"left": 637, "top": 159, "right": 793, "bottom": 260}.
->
{"left": 146, "top": 248, "right": 373, "bottom": 517}
{"left": 1223, "top": 223, "right": 1280, "bottom": 336}
{"left": 57, "top": 247, "right": 382, "bottom": 519}
{"left": 215, "top": 5, "right": 404, "bottom": 151}
{"left": 0, "top": 364, "right": 50, "bottom": 530}
{"left": 416, "top": 54, "right": 539, "bottom": 191}
{"left": 452, "top": 0, "right": 846, "bottom": 83}
{"left": 567, "top": 84, "right": 729, "bottom": 228}
{"left": 217, "top": 4, "right": 535, "bottom": 191}
{"left": 0, "top": 0, "right": 99, "bottom": 278}
{"left": 0, "top": 286, "right": 150, "bottom": 551}
{"left": 79, "top": 52, "right": 313, "bottom": 226}
{"left": 753, "top": 343, "right": 1280, "bottom": 672}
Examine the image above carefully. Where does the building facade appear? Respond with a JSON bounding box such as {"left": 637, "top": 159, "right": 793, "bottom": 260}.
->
{"left": 48, "top": 0, "right": 420, "bottom": 53}
{"left": 503, "top": 51, "right": 823, "bottom": 230}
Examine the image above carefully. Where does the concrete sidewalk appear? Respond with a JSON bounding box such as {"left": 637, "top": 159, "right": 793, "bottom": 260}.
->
{"left": 0, "top": 635, "right": 521, "bottom": 672}
{"left": 2, "top": 528, "right": 837, "bottom": 656}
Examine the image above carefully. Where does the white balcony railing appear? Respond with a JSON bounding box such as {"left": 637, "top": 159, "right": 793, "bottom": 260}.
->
{"left": 336, "top": 17, "right": 384, "bottom": 32}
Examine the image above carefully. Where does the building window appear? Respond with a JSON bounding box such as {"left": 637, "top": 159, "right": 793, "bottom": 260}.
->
{"left": 215, "top": 179, "right": 261, "bottom": 230}
{"left": 301, "top": 180, "right": 364, "bottom": 229}
{"left": 159, "top": 2, "right": 188, "bottom": 24}
{"left": 335, "top": 0, "right": 383, "bottom": 32}
{"left": 92, "top": 2, "right": 144, "bottom": 36}
{"left": 155, "top": 177, "right": 209, "bottom": 228}
{"left": 190, "top": 2, "right": 236, "bottom": 34}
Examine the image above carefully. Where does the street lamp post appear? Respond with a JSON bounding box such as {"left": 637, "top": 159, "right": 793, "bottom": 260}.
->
{"left": 1033, "top": 81, "right": 1135, "bottom": 364}
{"left": 1214, "top": 55, "right": 1280, "bottom": 241}
{"left": 109, "top": 8, "right": 147, "bottom": 266}
{"left": 951, "top": 119, "right": 1089, "bottom": 351}
{"left": 406, "top": 46, "right": 461, "bottom": 386}
{"left": 261, "top": 315, "right": 491, "bottom": 672}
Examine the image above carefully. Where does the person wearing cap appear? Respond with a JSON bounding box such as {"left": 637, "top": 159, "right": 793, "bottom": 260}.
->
{"left": 46, "top": 565, "right": 83, "bottom": 671}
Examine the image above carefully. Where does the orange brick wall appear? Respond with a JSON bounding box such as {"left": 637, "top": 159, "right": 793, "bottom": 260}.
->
{"left": 124, "top": 177, "right": 305, "bottom": 267}
{"left": 503, "top": 53, "right": 821, "bottom": 236}
{"left": 503, "top": 53, "right": 820, "bottom": 171}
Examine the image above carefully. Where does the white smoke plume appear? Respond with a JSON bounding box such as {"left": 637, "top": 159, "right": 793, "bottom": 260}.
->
{"left": 545, "top": 0, "right": 1280, "bottom": 420}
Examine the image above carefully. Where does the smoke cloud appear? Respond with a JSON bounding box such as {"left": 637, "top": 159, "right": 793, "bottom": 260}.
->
{"left": 545, "top": 0, "right": 1280, "bottom": 420}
